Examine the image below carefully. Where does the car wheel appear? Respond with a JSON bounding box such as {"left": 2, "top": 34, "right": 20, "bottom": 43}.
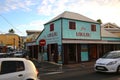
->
{"left": 117, "top": 66, "right": 120, "bottom": 73}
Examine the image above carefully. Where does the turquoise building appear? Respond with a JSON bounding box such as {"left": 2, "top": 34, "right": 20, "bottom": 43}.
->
{"left": 26, "top": 11, "right": 120, "bottom": 64}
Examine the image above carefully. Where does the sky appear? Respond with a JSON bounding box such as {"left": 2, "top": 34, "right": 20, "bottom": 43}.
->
{"left": 0, "top": 0, "right": 120, "bottom": 36}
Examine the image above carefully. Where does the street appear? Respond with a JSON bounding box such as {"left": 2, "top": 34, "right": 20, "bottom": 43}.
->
{"left": 40, "top": 67, "right": 120, "bottom": 80}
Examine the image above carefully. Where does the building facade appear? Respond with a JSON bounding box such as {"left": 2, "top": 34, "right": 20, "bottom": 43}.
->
{"left": 102, "top": 23, "right": 120, "bottom": 37}
{"left": 25, "top": 30, "right": 41, "bottom": 59}
{"left": 25, "top": 30, "right": 41, "bottom": 42}
{"left": 26, "top": 11, "right": 120, "bottom": 64}
{"left": 0, "top": 33, "right": 22, "bottom": 51}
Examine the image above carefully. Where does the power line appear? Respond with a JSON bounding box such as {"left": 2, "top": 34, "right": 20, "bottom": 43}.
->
{"left": 0, "top": 14, "right": 24, "bottom": 35}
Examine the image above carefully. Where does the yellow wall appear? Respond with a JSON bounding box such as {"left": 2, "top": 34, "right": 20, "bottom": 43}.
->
{"left": 0, "top": 33, "right": 21, "bottom": 50}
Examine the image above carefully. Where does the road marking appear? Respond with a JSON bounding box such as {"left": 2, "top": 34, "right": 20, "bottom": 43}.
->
{"left": 44, "top": 71, "right": 63, "bottom": 75}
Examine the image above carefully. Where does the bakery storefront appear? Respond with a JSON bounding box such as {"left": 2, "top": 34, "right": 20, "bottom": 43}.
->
{"left": 30, "top": 11, "right": 120, "bottom": 64}
{"left": 36, "top": 27, "right": 120, "bottom": 64}
{"left": 62, "top": 40, "right": 120, "bottom": 64}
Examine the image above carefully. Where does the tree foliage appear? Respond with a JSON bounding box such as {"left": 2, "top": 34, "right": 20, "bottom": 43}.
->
{"left": 97, "top": 19, "right": 102, "bottom": 24}
{"left": 8, "top": 29, "right": 15, "bottom": 33}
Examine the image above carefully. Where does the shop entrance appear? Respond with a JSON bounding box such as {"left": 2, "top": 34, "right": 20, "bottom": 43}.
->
{"left": 90, "top": 45, "right": 97, "bottom": 61}
{"left": 68, "top": 44, "right": 76, "bottom": 63}
{"left": 80, "top": 45, "right": 89, "bottom": 61}
{"left": 47, "top": 44, "right": 58, "bottom": 63}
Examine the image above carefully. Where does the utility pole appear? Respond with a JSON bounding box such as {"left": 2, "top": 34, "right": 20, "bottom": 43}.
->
{"left": 13, "top": 38, "right": 15, "bottom": 50}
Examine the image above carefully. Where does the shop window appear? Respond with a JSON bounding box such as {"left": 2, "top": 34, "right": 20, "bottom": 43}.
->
{"left": 91, "top": 24, "right": 96, "bottom": 31}
{"left": 69, "top": 21, "right": 76, "bottom": 30}
{"left": 50, "top": 23, "right": 54, "bottom": 31}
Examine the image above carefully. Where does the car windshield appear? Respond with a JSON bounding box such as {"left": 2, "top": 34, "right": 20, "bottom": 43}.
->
{"left": 102, "top": 51, "right": 120, "bottom": 59}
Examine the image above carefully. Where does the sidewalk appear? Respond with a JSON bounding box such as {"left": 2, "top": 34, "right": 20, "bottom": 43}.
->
{"left": 39, "top": 61, "right": 95, "bottom": 74}
{"left": 63, "top": 61, "right": 95, "bottom": 71}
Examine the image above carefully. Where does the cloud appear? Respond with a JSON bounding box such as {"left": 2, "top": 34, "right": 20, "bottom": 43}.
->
{"left": 1, "top": 0, "right": 120, "bottom": 35}
{"left": 0, "top": 0, "right": 36, "bottom": 13}
{"left": 37, "top": 0, "right": 120, "bottom": 26}
{"left": 1, "top": 0, "right": 120, "bottom": 25}
{"left": 37, "top": 0, "right": 70, "bottom": 16}
{"left": 85, "top": 0, "right": 120, "bottom": 25}
{"left": 16, "top": 20, "right": 46, "bottom": 36}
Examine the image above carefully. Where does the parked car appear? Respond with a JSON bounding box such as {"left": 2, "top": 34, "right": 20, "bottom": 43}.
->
{"left": 14, "top": 51, "right": 23, "bottom": 57}
{"left": 6, "top": 52, "right": 15, "bottom": 57}
{"left": 0, "top": 58, "right": 40, "bottom": 80}
{"left": 0, "top": 53, "right": 8, "bottom": 58}
{"left": 94, "top": 50, "right": 120, "bottom": 73}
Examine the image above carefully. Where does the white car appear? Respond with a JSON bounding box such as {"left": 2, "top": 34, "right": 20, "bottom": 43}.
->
{"left": 94, "top": 50, "right": 120, "bottom": 73}
{"left": 0, "top": 58, "right": 40, "bottom": 80}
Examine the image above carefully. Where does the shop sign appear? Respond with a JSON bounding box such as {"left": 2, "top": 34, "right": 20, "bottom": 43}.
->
{"left": 76, "top": 32, "right": 90, "bottom": 37}
{"left": 76, "top": 27, "right": 90, "bottom": 37}
{"left": 39, "top": 39, "right": 46, "bottom": 46}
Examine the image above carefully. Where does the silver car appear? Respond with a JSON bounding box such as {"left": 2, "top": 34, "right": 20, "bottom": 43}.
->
{"left": 94, "top": 50, "right": 120, "bottom": 73}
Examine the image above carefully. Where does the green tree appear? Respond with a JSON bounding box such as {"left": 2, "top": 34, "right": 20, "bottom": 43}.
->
{"left": 97, "top": 19, "right": 102, "bottom": 24}
{"left": 8, "top": 29, "right": 15, "bottom": 33}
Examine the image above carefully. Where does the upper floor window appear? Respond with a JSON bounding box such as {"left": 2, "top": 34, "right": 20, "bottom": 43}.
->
{"left": 50, "top": 23, "right": 54, "bottom": 31}
{"left": 69, "top": 21, "right": 76, "bottom": 30}
{"left": 91, "top": 24, "right": 96, "bottom": 31}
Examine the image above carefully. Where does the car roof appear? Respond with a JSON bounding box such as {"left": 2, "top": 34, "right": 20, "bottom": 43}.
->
{"left": 111, "top": 50, "right": 120, "bottom": 52}
{"left": 0, "top": 58, "right": 27, "bottom": 61}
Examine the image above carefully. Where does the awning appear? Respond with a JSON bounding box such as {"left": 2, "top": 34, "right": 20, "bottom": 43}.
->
{"left": 62, "top": 39, "right": 120, "bottom": 44}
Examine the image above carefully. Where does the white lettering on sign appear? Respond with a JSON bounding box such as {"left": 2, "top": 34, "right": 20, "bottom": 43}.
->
{"left": 76, "top": 32, "right": 90, "bottom": 37}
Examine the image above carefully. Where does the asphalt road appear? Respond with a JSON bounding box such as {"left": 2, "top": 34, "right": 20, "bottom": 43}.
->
{"left": 40, "top": 68, "right": 120, "bottom": 80}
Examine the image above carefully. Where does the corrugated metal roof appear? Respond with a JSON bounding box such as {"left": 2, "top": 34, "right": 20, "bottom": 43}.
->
{"left": 45, "top": 11, "right": 98, "bottom": 24}
{"left": 101, "top": 23, "right": 120, "bottom": 33}
{"left": 101, "top": 23, "right": 120, "bottom": 28}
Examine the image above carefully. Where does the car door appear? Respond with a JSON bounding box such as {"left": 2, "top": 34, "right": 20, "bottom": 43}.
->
{"left": 0, "top": 72, "right": 25, "bottom": 80}
{"left": 0, "top": 61, "right": 25, "bottom": 80}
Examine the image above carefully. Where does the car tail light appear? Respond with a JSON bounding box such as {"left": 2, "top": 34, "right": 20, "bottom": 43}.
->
{"left": 36, "top": 68, "right": 40, "bottom": 79}
{"left": 36, "top": 68, "right": 39, "bottom": 76}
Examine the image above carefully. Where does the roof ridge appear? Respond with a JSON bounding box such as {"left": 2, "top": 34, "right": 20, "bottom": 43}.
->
{"left": 45, "top": 11, "right": 98, "bottom": 24}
